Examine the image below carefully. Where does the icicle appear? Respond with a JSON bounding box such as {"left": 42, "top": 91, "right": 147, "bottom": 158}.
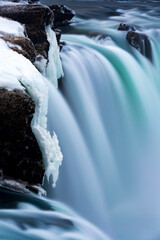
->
{"left": 46, "top": 26, "right": 64, "bottom": 88}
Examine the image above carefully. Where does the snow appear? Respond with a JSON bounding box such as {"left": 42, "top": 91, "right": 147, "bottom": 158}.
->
{"left": 0, "top": 18, "right": 63, "bottom": 186}
{"left": 7, "top": 41, "right": 22, "bottom": 50}
{"left": 0, "top": 16, "right": 25, "bottom": 36}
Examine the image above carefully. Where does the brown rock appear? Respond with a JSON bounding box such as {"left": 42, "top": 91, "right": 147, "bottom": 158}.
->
{"left": 0, "top": 88, "right": 44, "bottom": 184}
{"left": 0, "top": 34, "right": 36, "bottom": 62}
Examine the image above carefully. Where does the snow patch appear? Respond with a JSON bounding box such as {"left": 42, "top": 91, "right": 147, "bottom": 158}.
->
{"left": 0, "top": 16, "right": 24, "bottom": 37}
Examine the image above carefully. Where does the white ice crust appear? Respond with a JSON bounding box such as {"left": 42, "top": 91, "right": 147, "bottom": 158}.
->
{"left": 0, "top": 17, "right": 63, "bottom": 187}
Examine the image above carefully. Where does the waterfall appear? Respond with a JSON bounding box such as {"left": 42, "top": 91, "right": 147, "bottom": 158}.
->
{"left": 1, "top": 2, "right": 160, "bottom": 240}
{"left": 47, "top": 28, "right": 160, "bottom": 240}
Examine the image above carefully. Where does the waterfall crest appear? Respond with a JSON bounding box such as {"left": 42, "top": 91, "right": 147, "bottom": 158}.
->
{"left": 48, "top": 28, "right": 160, "bottom": 240}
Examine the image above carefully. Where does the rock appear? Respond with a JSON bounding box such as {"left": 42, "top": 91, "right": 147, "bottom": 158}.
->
{"left": 0, "top": 34, "right": 36, "bottom": 62}
{"left": 0, "top": 4, "right": 53, "bottom": 25}
{"left": 118, "top": 23, "right": 136, "bottom": 31}
{"left": 50, "top": 5, "right": 75, "bottom": 28}
{"left": 0, "top": 88, "right": 44, "bottom": 184}
{"left": 126, "top": 31, "right": 152, "bottom": 61}
{"left": 0, "top": 4, "right": 53, "bottom": 57}
{"left": 12, "top": 0, "right": 39, "bottom": 3}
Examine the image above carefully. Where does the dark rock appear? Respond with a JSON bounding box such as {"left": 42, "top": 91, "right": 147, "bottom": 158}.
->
{"left": 34, "top": 42, "right": 49, "bottom": 59}
{"left": 118, "top": 23, "right": 136, "bottom": 31}
{"left": 25, "top": 23, "right": 48, "bottom": 44}
{"left": 0, "top": 34, "right": 36, "bottom": 62}
{"left": 28, "top": 0, "right": 39, "bottom": 3}
{"left": 126, "top": 31, "right": 152, "bottom": 61}
{"left": 0, "top": 4, "right": 54, "bottom": 58}
{"left": 0, "top": 4, "right": 53, "bottom": 25}
{"left": 12, "top": 0, "right": 39, "bottom": 3}
{"left": 0, "top": 89, "right": 44, "bottom": 184}
{"left": 50, "top": 5, "right": 75, "bottom": 28}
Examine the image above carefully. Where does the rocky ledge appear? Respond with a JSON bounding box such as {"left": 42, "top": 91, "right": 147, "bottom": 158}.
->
{"left": 0, "top": 2, "right": 74, "bottom": 194}
{"left": 0, "top": 89, "right": 44, "bottom": 185}
{"left": 0, "top": 3, "right": 75, "bottom": 61}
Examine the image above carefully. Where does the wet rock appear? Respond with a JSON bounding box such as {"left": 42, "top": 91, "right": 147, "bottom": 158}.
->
{"left": 0, "top": 88, "right": 44, "bottom": 184}
{"left": 0, "top": 34, "right": 36, "bottom": 62}
{"left": 118, "top": 23, "right": 136, "bottom": 31}
{"left": 126, "top": 31, "right": 152, "bottom": 61}
{"left": 50, "top": 5, "right": 75, "bottom": 28}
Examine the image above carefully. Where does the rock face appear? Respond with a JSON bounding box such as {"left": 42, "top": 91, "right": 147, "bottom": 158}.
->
{"left": 0, "top": 4, "right": 53, "bottom": 58}
{"left": 126, "top": 31, "right": 152, "bottom": 61}
{"left": 0, "top": 34, "right": 36, "bottom": 62}
{"left": 0, "top": 4, "right": 75, "bottom": 58}
{"left": 0, "top": 89, "right": 44, "bottom": 184}
{"left": 0, "top": 4, "right": 53, "bottom": 25}
{"left": 50, "top": 5, "right": 75, "bottom": 28}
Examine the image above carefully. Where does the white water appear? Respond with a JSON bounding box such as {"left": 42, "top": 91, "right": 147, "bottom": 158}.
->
{"left": 47, "top": 23, "right": 160, "bottom": 240}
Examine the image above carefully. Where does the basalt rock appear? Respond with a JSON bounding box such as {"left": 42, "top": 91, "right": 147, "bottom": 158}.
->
{"left": 50, "top": 5, "right": 75, "bottom": 28}
{"left": 126, "top": 31, "right": 152, "bottom": 61}
{"left": 0, "top": 34, "right": 36, "bottom": 62}
{"left": 0, "top": 88, "right": 44, "bottom": 185}
{"left": 118, "top": 23, "right": 136, "bottom": 31}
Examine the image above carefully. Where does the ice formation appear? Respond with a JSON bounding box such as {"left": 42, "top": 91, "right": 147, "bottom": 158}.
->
{"left": 46, "top": 26, "right": 64, "bottom": 88}
{"left": 0, "top": 16, "right": 63, "bottom": 186}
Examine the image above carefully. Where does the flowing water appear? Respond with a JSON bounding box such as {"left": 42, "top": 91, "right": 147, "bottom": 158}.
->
{"left": 1, "top": 1, "right": 160, "bottom": 240}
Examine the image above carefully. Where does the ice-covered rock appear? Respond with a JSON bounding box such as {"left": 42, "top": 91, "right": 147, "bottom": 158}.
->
{"left": 0, "top": 34, "right": 36, "bottom": 62}
{"left": 0, "top": 12, "right": 63, "bottom": 189}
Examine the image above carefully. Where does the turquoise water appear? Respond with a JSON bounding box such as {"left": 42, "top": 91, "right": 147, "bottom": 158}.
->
{"left": 47, "top": 8, "right": 160, "bottom": 240}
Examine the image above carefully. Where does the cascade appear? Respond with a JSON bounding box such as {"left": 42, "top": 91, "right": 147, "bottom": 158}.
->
{"left": 48, "top": 24, "right": 160, "bottom": 240}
